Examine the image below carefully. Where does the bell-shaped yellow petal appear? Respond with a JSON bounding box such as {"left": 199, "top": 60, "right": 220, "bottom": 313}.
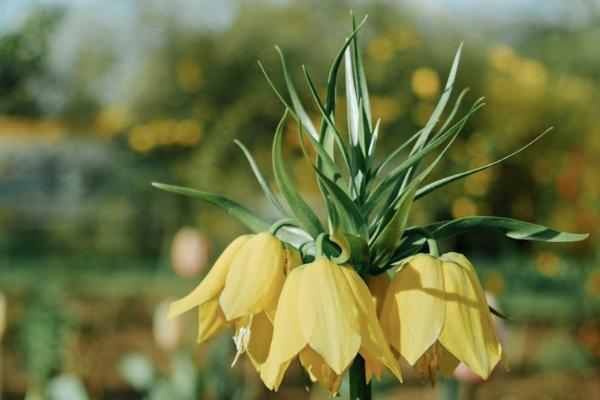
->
{"left": 264, "top": 244, "right": 303, "bottom": 321}
{"left": 168, "top": 235, "right": 251, "bottom": 319}
{"left": 341, "top": 266, "right": 402, "bottom": 382}
{"left": 438, "top": 253, "right": 502, "bottom": 379}
{"left": 382, "top": 254, "right": 446, "bottom": 365}
{"left": 245, "top": 312, "right": 273, "bottom": 370}
{"left": 368, "top": 272, "right": 390, "bottom": 316}
{"left": 299, "top": 259, "right": 361, "bottom": 375}
{"left": 285, "top": 245, "right": 304, "bottom": 273}
{"left": 197, "top": 299, "right": 230, "bottom": 343}
{"left": 260, "top": 267, "right": 307, "bottom": 390}
{"left": 299, "top": 347, "right": 342, "bottom": 396}
{"left": 219, "top": 233, "right": 287, "bottom": 321}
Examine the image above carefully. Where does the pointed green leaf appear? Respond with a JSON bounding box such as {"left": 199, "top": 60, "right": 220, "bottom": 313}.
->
{"left": 318, "top": 15, "right": 368, "bottom": 156}
{"left": 274, "top": 47, "right": 320, "bottom": 140}
{"left": 415, "top": 128, "right": 552, "bottom": 200}
{"left": 234, "top": 140, "right": 289, "bottom": 216}
{"left": 409, "top": 216, "right": 589, "bottom": 242}
{"left": 351, "top": 12, "right": 372, "bottom": 131}
{"left": 151, "top": 183, "right": 269, "bottom": 233}
{"left": 345, "top": 46, "right": 360, "bottom": 148}
{"left": 409, "top": 43, "right": 463, "bottom": 156}
{"left": 272, "top": 112, "right": 325, "bottom": 238}
{"left": 369, "top": 112, "right": 465, "bottom": 268}
{"left": 302, "top": 66, "right": 354, "bottom": 176}
{"left": 365, "top": 98, "right": 485, "bottom": 214}
{"left": 315, "top": 168, "right": 368, "bottom": 239}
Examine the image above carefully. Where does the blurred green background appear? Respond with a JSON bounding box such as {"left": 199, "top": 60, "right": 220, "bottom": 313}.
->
{"left": 0, "top": 0, "right": 599, "bottom": 399}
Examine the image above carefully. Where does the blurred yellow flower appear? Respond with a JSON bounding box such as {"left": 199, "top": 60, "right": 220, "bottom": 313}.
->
{"left": 513, "top": 59, "right": 547, "bottom": 90}
{"left": 174, "top": 119, "right": 203, "bottom": 145}
{"left": 536, "top": 251, "right": 560, "bottom": 278}
{"left": 483, "top": 272, "right": 505, "bottom": 295}
{"left": 177, "top": 56, "right": 202, "bottom": 91}
{"left": 368, "top": 36, "right": 395, "bottom": 64}
{"left": 586, "top": 270, "right": 600, "bottom": 298}
{"left": 0, "top": 291, "right": 5, "bottom": 342}
{"left": 411, "top": 67, "right": 440, "bottom": 100}
{"left": 260, "top": 258, "right": 402, "bottom": 395}
{"left": 128, "top": 125, "right": 155, "bottom": 153}
{"left": 95, "top": 105, "right": 131, "bottom": 137}
{"left": 370, "top": 96, "right": 404, "bottom": 123}
{"left": 380, "top": 253, "right": 503, "bottom": 383}
{"left": 168, "top": 233, "right": 302, "bottom": 369}
{"left": 451, "top": 196, "right": 477, "bottom": 219}
{"left": 488, "top": 46, "right": 518, "bottom": 73}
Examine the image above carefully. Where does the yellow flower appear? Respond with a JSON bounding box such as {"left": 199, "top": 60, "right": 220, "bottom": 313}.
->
{"left": 260, "top": 258, "right": 402, "bottom": 395}
{"left": 380, "top": 253, "right": 503, "bottom": 383}
{"left": 167, "top": 233, "right": 302, "bottom": 369}
{"left": 369, "top": 272, "right": 391, "bottom": 317}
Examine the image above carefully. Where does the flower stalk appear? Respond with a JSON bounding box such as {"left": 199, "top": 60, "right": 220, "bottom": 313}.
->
{"left": 349, "top": 355, "right": 371, "bottom": 400}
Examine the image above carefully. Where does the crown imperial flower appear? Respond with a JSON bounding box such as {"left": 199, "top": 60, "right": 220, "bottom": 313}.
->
{"left": 380, "top": 252, "right": 503, "bottom": 382}
{"left": 260, "top": 257, "right": 402, "bottom": 395}
{"left": 168, "top": 233, "right": 301, "bottom": 368}
{"left": 154, "top": 13, "right": 587, "bottom": 399}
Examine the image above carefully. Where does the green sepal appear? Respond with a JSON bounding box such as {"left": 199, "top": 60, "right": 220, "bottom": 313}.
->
{"left": 151, "top": 183, "right": 270, "bottom": 233}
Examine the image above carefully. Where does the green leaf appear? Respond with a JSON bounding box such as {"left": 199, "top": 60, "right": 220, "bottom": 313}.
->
{"left": 369, "top": 109, "right": 466, "bottom": 269}
{"left": 370, "top": 179, "right": 419, "bottom": 269}
{"left": 351, "top": 12, "right": 372, "bottom": 131}
{"left": 389, "top": 235, "right": 427, "bottom": 265}
{"left": 302, "top": 66, "right": 354, "bottom": 177}
{"left": 375, "top": 88, "right": 469, "bottom": 207}
{"left": 272, "top": 112, "right": 325, "bottom": 238}
{"left": 345, "top": 46, "right": 360, "bottom": 150}
{"left": 315, "top": 168, "right": 368, "bottom": 239}
{"left": 409, "top": 44, "right": 463, "bottom": 156}
{"left": 365, "top": 98, "right": 485, "bottom": 214}
{"left": 151, "top": 183, "right": 269, "bottom": 233}
{"left": 373, "top": 127, "right": 423, "bottom": 176}
{"left": 260, "top": 52, "right": 344, "bottom": 189}
{"left": 295, "top": 123, "right": 367, "bottom": 239}
{"left": 234, "top": 140, "right": 289, "bottom": 216}
{"left": 296, "top": 120, "right": 345, "bottom": 186}
{"left": 295, "top": 117, "right": 342, "bottom": 231}
{"left": 410, "top": 216, "right": 589, "bottom": 242}
{"left": 415, "top": 127, "right": 552, "bottom": 200}
{"left": 318, "top": 15, "right": 368, "bottom": 156}
{"left": 274, "top": 46, "right": 320, "bottom": 140}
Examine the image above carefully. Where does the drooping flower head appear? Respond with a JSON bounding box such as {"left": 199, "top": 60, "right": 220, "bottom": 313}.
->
{"left": 261, "top": 257, "right": 402, "bottom": 395}
{"left": 167, "top": 232, "right": 302, "bottom": 368}
{"left": 380, "top": 252, "right": 503, "bottom": 383}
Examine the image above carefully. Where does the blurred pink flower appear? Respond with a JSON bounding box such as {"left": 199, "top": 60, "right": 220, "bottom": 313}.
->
{"left": 170, "top": 227, "right": 211, "bottom": 277}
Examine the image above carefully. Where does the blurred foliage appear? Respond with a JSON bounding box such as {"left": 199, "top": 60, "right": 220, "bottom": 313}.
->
{"left": 0, "top": 0, "right": 599, "bottom": 398}
{"left": 18, "top": 284, "right": 72, "bottom": 398}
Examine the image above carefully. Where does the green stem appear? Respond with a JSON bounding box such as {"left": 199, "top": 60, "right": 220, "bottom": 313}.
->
{"left": 427, "top": 238, "right": 439, "bottom": 257}
{"left": 349, "top": 355, "right": 371, "bottom": 400}
{"left": 268, "top": 218, "right": 297, "bottom": 234}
